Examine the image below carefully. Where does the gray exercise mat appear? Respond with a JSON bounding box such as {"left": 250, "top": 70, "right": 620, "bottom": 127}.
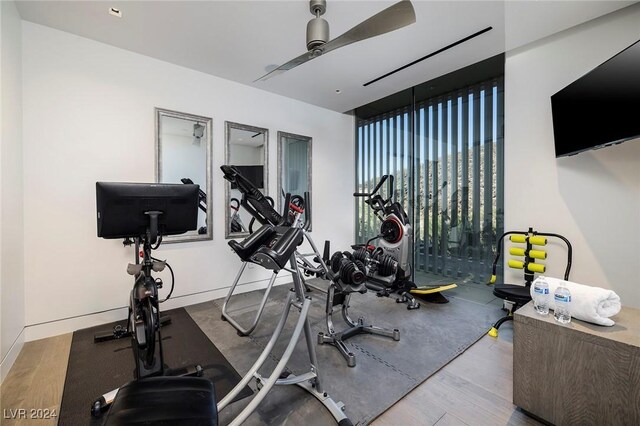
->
{"left": 187, "top": 281, "right": 501, "bottom": 425}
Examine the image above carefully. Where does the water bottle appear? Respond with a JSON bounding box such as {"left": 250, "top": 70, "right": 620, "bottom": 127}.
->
{"left": 532, "top": 276, "right": 550, "bottom": 315}
{"left": 554, "top": 282, "right": 572, "bottom": 324}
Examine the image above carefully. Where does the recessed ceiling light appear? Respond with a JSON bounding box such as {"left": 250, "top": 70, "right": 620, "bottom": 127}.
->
{"left": 335, "top": 89, "right": 342, "bottom": 94}
{"left": 109, "top": 7, "right": 122, "bottom": 18}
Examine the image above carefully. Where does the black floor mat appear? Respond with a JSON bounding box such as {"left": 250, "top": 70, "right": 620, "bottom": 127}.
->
{"left": 58, "top": 307, "right": 252, "bottom": 425}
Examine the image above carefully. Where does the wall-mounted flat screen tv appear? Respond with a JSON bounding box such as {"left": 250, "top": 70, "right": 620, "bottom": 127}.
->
{"left": 551, "top": 39, "right": 640, "bottom": 158}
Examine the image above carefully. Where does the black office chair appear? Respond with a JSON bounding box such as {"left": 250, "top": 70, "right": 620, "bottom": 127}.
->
{"left": 487, "top": 227, "right": 572, "bottom": 337}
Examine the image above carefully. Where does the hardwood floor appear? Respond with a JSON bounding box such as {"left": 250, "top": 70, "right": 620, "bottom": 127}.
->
{"left": 0, "top": 315, "right": 538, "bottom": 426}
{"left": 0, "top": 334, "right": 71, "bottom": 426}
{"left": 372, "top": 326, "right": 540, "bottom": 426}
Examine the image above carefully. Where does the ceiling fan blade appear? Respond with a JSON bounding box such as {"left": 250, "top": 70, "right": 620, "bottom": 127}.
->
{"left": 255, "top": 0, "right": 415, "bottom": 82}
{"left": 254, "top": 51, "right": 315, "bottom": 82}
{"left": 322, "top": 0, "right": 416, "bottom": 55}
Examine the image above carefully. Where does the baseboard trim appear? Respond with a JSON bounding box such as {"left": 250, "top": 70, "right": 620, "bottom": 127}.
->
{"left": 24, "top": 276, "right": 293, "bottom": 342}
{"left": 1, "top": 328, "right": 26, "bottom": 384}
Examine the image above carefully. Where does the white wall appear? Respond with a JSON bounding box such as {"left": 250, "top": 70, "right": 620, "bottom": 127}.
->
{"left": 162, "top": 136, "right": 207, "bottom": 189}
{"left": 230, "top": 144, "right": 264, "bottom": 165}
{"left": 0, "top": 0, "right": 25, "bottom": 381}
{"left": 161, "top": 132, "right": 208, "bottom": 228}
{"left": 22, "top": 22, "right": 354, "bottom": 337}
{"left": 504, "top": 4, "right": 640, "bottom": 307}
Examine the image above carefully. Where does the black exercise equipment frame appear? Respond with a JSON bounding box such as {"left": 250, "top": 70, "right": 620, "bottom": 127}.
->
{"left": 91, "top": 211, "right": 202, "bottom": 417}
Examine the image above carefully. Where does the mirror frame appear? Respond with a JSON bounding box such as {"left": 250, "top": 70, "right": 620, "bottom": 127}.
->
{"left": 277, "top": 131, "right": 312, "bottom": 228}
{"left": 155, "top": 107, "right": 213, "bottom": 243}
{"left": 224, "top": 121, "right": 269, "bottom": 239}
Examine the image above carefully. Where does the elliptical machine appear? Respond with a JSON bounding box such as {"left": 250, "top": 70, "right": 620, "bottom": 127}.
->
{"left": 353, "top": 175, "right": 456, "bottom": 309}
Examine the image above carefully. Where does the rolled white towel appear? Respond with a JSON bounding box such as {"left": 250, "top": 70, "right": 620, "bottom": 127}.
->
{"left": 531, "top": 276, "right": 621, "bottom": 326}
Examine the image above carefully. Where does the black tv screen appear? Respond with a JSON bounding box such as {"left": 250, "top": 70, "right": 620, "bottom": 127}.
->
{"left": 551, "top": 39, "right": 640, "bottom": 157}
{"left": 96, "top": 182, "right": 199, "bottom": 239}
{"left": 230, "top": 165, "right": 264, "bottom": 190}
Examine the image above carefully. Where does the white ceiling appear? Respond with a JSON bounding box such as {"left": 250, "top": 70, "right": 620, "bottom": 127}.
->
{"left": 230, "top": 128, "right": 266, "bottom": 147}
{"left": 16, "top": 0, "right": 636, "bottom": 113}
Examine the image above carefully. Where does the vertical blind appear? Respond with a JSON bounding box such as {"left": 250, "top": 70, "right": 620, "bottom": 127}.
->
{"left": 355, "top": 77, "right": 504, "bottom": 281}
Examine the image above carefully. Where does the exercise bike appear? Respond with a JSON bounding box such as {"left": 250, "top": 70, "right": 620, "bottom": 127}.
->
{"left": 91, "top": 182, "right": 204, "bottom": 419}
{"left": 353, "top": 175, "right": 457, "bottom": 309}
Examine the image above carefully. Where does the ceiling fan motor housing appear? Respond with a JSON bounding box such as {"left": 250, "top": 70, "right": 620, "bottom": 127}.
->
{"left": 309, "top": 0, "right": 326, "bottom": 16}
{"left": 306, "top": 17, "right": 329, "bottom": 51}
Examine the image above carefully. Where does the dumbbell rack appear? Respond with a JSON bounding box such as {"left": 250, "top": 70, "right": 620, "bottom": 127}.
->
{"left": 316, "top": 245, "right": 400, "bottom": 368}
{"left": 317, "top": 281, "right": 400, "bottom": 368}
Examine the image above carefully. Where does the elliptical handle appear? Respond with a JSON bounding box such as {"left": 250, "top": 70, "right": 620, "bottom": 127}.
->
{"left": 353, "top": 174, "right": 390, "bottom": 197}
{"left": 303, "top": 191, "right": 311, "bottom": 231}
{"left": 386, "top": 175, "right": 394, "bottom": 201}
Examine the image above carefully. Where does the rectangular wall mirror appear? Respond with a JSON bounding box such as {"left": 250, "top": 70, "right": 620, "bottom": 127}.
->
{"left": 225, "top": 121, "right": 268, "bottom": 239}
{"left": 155, "top": 108, "right": 212, "bottom": 243}
{"left": 278, "top": 132, "right": 312, "bottom": 229}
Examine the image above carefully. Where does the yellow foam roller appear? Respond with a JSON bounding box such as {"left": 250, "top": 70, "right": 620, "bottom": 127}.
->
{"left": 509, "top": 247, "right": 526, "bottom": 257}
{"left": 509, "top": 234, "right": 527, "bottom": 243}
{"left": 529, "top": 249, "right": 547, "bottom": 260}
{"left": 530, "top": 236, "right": 547, "bottom": 246}
{"left": 527, "top": 263, "right": 546, "bottom": 273}
{"left": 508, "top": 259, "right": 524, "bottom": 269}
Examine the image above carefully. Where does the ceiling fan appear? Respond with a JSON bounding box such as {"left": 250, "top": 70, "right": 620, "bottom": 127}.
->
{"left": 255, "top": 0, "right": 416, "bottom": 82}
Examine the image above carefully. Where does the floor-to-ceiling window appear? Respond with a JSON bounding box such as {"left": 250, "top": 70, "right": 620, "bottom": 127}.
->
{"left": 355, "top": 72, "right": 504, "bottom": 284}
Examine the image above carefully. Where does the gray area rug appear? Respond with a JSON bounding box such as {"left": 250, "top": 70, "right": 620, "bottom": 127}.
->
{"left": 186, "top": 280, "right": 502, "bottom": 425}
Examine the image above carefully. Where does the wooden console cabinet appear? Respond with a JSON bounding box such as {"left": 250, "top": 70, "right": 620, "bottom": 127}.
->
{"left": 513, "top": 303, "right": 640, "bottom": 425}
